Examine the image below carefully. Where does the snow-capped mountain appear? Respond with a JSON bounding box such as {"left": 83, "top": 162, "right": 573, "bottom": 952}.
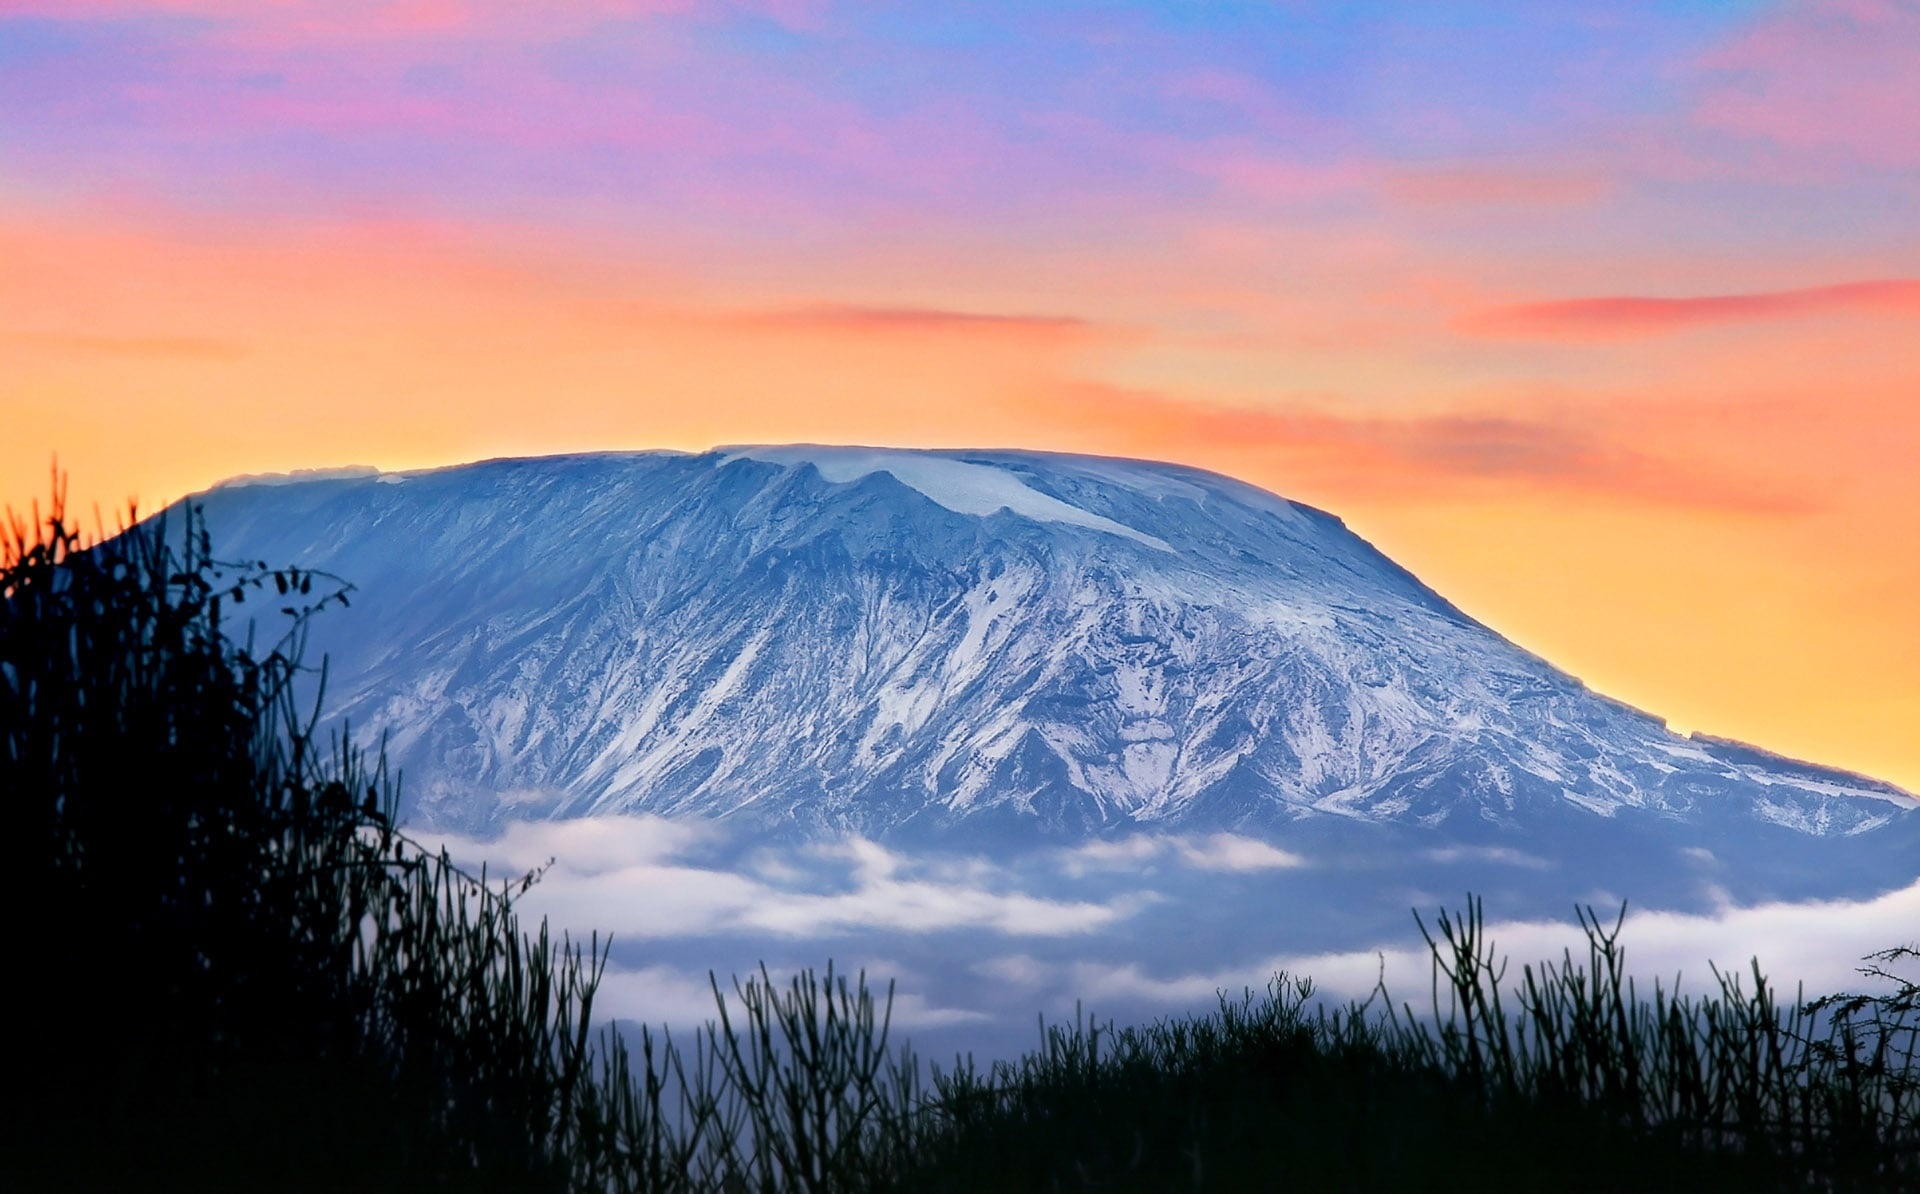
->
{"left": 178, "top": 447, "right": 1917, "bottom": 850}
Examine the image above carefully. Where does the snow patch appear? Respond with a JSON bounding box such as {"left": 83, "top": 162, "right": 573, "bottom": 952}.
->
{"left": 1060, "top": 455, "right": 1307, "bottom": 526}
{"left": 213, "top": 465, "right": 382, "bottom": 489}
{"left": 726, "top": 446, "right": 1172, "bottom": 551}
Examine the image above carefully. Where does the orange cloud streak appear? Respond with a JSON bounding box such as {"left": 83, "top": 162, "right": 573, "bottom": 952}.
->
{"left": 729, "top": 304, "right": 1098, "bottom": 340}
{"left": 1026, "top": 383, "right": 1808, "bottom": 515}
{"left": 1465, "top": 278, "right": 1920, "bottom": 339}
{"left": 0, "top": 330, "right": 246, "bottom": 360}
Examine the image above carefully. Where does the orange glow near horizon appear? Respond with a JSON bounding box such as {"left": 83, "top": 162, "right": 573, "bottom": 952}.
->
{"left": 4, "top": 2, "right": 1918, "bottom": 794}
{"left": 5, "top": 195, "right": 1916, "bottom": 794}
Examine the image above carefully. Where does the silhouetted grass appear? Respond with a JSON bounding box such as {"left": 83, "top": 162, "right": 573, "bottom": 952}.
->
{"left": 4, "top": 480, "right": 641, "bottom": 1190}
{"left": 6, "top": 476, "right": 1914, "bottom": 1191}
{"left": 533, "top": 912, "right": 1917, "bottom": 1193}
{"left": 881, "top": 903, "right": 1918, "bottom": 1192}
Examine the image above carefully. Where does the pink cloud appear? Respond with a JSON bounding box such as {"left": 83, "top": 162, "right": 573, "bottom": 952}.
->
{"left": 739, "top": 305, "right": 1098, "bottom": 340}
{"left": 1465, "top": 279, "right": 1920, "bottom": 339}
{"left": 1161, "top": 68, "right": 1333, "bottom": 143}
{"left": 378, "top": 0, "right": 470, "bottom": 33}
{"left": 1692, "top": 0, "right": 1920, "bottom": 168}
{"left": 1382, "top": 164, "right": 1611, "bottom": 208}
{"left": 1182, "top": 148, "right": 1370, "bottom": 203}
{"left": 0, "top": 2, "right": 721, "bottom": 41}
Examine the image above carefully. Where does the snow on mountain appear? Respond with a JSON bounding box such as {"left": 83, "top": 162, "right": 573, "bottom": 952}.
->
{"left": 175, "top": 448, "right": 1918, "bottom": 852}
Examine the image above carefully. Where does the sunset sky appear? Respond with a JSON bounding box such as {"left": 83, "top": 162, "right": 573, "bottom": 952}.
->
{"left": 3, "top": 1, "right": 1917, "bottom": 791}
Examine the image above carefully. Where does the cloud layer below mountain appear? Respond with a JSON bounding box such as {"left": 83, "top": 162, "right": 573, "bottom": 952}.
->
{"left": 425, "top": 814, "right": 1920, "bottom": 1053}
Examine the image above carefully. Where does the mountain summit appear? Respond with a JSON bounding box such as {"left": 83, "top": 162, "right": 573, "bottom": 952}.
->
{"left": 182, "top": 448, "right": 1915, "bottom": 848}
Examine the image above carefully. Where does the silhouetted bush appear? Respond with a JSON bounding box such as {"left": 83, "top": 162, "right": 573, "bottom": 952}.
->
{"left": 3, "top": 482, "right": 630, "bottom": 1190}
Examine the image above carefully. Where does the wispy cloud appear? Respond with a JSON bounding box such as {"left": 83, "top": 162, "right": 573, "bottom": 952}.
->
{"left": 1424, "top": 845, "right": 1552, "bottom": 870}
{"left": 1180, "top": 150, "right": 1370, "bottom": 204}
{"left": 427, "top": 818, "right": 1149, "bottom": 941}
{"left": 1174, "top": 834, "right": 1308, "bottom": 872}
{"left": 0, "top": 2, "right": 711, "bottom": 41}
{"left": 983, "top": 879, "right": 1920, "bottom": 1014}
{"left": 1382, "top": 164, "right": 1610, "bottom": 208}
{"left": 1060, "top": 833, "right": 1308, "bottom": 877}
{"left": 1465, "top": 280, "right": 1920, "bottom": 340}
{"left": 1039, "top": 383, "right": 1807, "bottom": 515}
{"left": 1692, "top": 0, "right": 1920, "bottom": 170}
{"left": 0, "top": 329, "right": 243, "bottom": 359}
{"left": 419, "top": 815, "right": 1919, "bottom": 1050}
{"left": 738, "top": 305, "right": 1098, "bottom": 341}
{"left": 1160, "top": 67, "right": 1336, "bottom": 144}
{"left": 441, "top": 813, "right": 717, "bottom": 875}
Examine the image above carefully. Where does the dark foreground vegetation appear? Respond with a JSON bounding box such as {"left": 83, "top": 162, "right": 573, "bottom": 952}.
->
{"left": 5, "top": 482, "right": 1916, "bottom": 1191}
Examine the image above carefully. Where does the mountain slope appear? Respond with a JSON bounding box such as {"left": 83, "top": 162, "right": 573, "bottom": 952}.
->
{"left": 176, "top": 448, "right": 1917, "bottom": 845}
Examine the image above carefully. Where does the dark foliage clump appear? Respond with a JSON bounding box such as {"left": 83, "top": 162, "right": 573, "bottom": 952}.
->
{"left": 2, "top": 481, "right": 630, "bottom": 1190}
